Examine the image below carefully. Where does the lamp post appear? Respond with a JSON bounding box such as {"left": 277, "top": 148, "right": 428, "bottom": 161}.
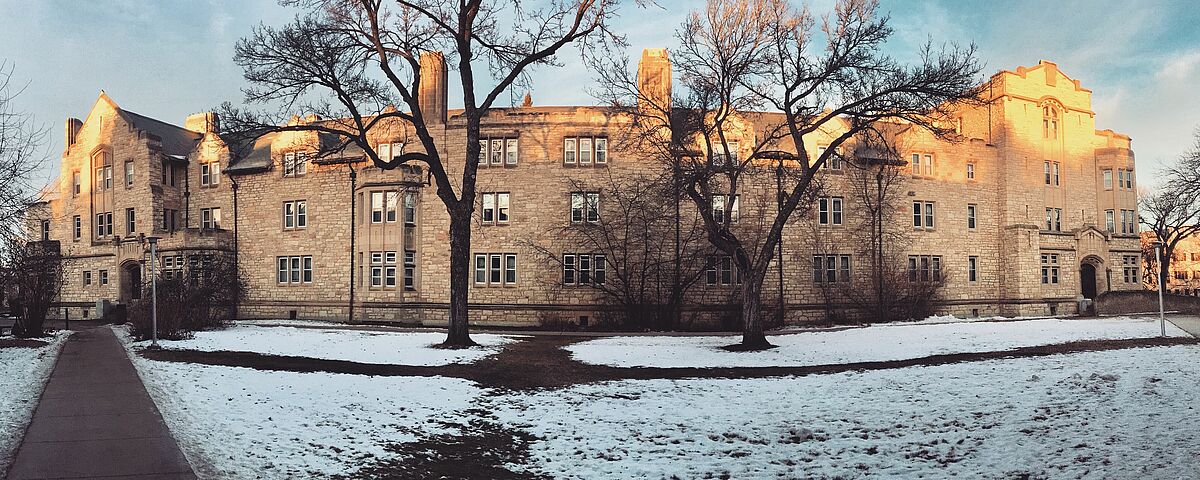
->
{"left": 1153, "top": 239, "right": 1166, "bottom": 337}
{"left": 147, "top": 236, "right": 161, "bottom": 349}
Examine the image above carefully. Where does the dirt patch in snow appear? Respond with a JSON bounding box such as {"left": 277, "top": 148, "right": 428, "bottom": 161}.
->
{"left": 139, "top": 335, "right": 1198, "bottom": 390}
{"left": 0, "top": 338, "right": 49, "bottom": 348}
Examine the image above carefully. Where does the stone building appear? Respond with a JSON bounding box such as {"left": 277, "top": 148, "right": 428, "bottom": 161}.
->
{"left": 30, "top": 50, "right": 1141, "bottom": 326}
{"left": 1141, "top": 230, "right": 1200, "bottom": 295}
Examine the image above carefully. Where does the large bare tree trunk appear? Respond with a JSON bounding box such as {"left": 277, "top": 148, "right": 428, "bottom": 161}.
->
{"left": 444, "top": 210, "right": 475, "bottom": 346}
{"left": 738, "top": 270, "right": 771, "bottom": 350}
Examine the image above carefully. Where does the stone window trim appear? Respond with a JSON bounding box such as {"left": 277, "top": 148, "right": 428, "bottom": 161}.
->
{"left": 967, "top": 204, "right": 978, "bottom": 230}
{"left": 563, "top": 136, "right": 608, "bottom": 166}
{"left": 705, "top": 255, "right": 741, "bottom": 286}
{"left": 711, "top": 194, "right": 740, "bottom": 224}
{"left": 200, "top": 161, "right": 221, "bottom": 187}
{"left": 909, "top": 152, "right": 934, "bottom": 178}
{"left": 966, "top": 162, "right": 976, "bottom": 181}
{"left": 474, "top": 252, "right": 518, "bottom": 287}
{"left": 907, "top": 255, "right": 943, "bottom": 283}
{"left": 480, "top": 192, "right": 511, "bottom": 225}
{"left": 283, "top": 200, "right": 308, "bottom": 230}
{"left": 1122, "top": 255, "right": 1139, "bottom": 284}
{"left": 818, "top": 196, "right": 843, "bottom": 226}
{"left": 570, "top": 192, "right": 600, "bottom": 224}
{"left": 968, "top": 255, "right": 978, "bottom": 283}
{"left": 812, "top": 254, "right": 852, "bottom": 283}
{"left": 912, "top": 201, "right": 936, "bottom": 230}
{"left": 1040, "top": 253, "right": 1060, "bottom": 284}
{"left": 562, "top": 253, "right": 607, "bottom": 286}
{"left": 478, "top": 137, "right": 520, "bottom": 167}
{"left": 276, "top": 255, "right": 314, "bottom": 285}
{"left": 282, "top": 152, "right": 310, "bottom": 177}
{"left": 369, "top": 251, "right": 399, "bottom": 289}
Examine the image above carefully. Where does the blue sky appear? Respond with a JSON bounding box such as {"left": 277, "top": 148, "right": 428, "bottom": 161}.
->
{"left": 2, "top": 0, "right": 1198, "bottom": 187}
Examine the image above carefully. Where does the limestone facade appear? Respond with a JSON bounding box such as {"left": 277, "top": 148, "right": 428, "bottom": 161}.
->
{"left": 31, "top": 53, "right": 1140, "bottom": 326}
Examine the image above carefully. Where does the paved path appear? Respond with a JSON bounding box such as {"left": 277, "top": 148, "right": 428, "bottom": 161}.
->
{"left": 5, "top": 327, "right": 195, "bottom": 480}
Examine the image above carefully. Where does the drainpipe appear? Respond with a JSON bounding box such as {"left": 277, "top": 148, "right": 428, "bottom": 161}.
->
{"left": 348, "top": 164, "right": 358, "bottom": 324}
{"left": 231, "top": 175, "right": 240, "bottom": 316}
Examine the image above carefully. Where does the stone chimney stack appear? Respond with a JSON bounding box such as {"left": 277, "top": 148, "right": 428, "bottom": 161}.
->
{"left": 64, "top": 118, "right": 82, "bottom": 149}
{"left": 637, "top": 48, "right": 672, "bottom": 110}
{"left": 418, "top": 51, "right": 448, "bottom": 124}
{"left": 184, "top": 112, "right": 220, "bottom": 134}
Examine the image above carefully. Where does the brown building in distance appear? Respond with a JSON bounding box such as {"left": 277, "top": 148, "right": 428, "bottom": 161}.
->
{"left": 30, "top": 50, "right": 1142, "bottom": 326}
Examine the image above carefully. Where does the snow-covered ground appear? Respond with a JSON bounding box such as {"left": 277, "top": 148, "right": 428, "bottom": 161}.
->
{"left": 568, "top": 316, "right": 1188, "bottom": 368}
{"left": 128, "top": 324, "right": 517, "bottom": 366}
{"left": 493, "top": 345, "right": 1200, "bottom": 479}
{"left": 0, "top": 332, "right": 70, "bottom": 473}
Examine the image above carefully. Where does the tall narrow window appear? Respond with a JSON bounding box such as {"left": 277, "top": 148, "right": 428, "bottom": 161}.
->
{"left": 1044, "top": 161, "right": 1051, "bottom": 185}
{"left": 968, "top": 256, "right": 978, "bottom": 282}
{"left": 1105, "top": 210, "right": 1115, "bottom": 232}
{"left": 73, "top": 171, "right": 81, "bottom": 196}
{"left": 579, "top": 138, "right": 593, "bottom": 164}
{"left": 371, "top": 192, "right": 384, "bottom": 223}
{"left": 482, "top": 193, "right": 496, "bottom": 223}
{"left": 505, "top": 138, "right": 519, "bottom": 165}
{"left": 967, "top": 204, "right": 977, "bottom": 230}
{"left": 73, "top": 215, "right": 81, "bottom": 240}
{"left": 497, "top": 193, "right": 510, "bottom": 223}
{"left": 1103, "top": 169, "right": 1113, "bottom": 189}
{"left": 296, "top": 201, "right": 306, "bottom": 228}
{"left": 1043, "top": 105, "right": 1059, "bottom": 139}
{"left": 594, "top": 138, "right": 608, "bottom": 164}
{"left": 385, "top": 191, "right": 399, "bottom": 223}
{"left": 911, "top": 153, "right": 921, "bottom": 176}
{"left": 124, "top": 161, "right": 134, "bottom": 187}
{"left": 490, "top": 138, "right": 504, "bottom": 165}
{"left": 404, "top": 192, "right": 417, "bottom": 225}
{"left": 475, "top": 254, "right": 488, "bottom": 284}
{"left": 40, "top": 220, "right": 49, "bottom": 240}
{"left": 1052, "top": 162, "right": 1061, "bottom": 186}
{"left": 563, "top": 254, "right": 577, "bottom": 285}
{"left": 404, "top": 250, "right": 417, "bottom": 290}
{"left": 563, "top": 138, "right": 577, "bottom": 164}
{"left": 966, "top": 163, "right": 975, "bottom": 180}
{"left": 126, "top": 208, "right": 135, "bottom": 233}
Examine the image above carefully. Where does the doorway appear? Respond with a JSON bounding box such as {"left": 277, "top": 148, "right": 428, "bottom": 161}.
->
{"left": 1080, "top": 263, "right": 1097, "bottom": 300}
{"left": 120, "top": 262, "right": 142, "bottom": 302}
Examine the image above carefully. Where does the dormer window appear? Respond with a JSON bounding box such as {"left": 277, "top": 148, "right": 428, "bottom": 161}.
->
{"left": 283, "top": 152, "right": 309, "bottom": 177}
{"left": 1042, "top": 104, "right": 1060, "bottom": 139}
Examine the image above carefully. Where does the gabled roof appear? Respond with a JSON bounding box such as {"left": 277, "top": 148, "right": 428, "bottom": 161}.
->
{"left": 117, "top": 109, "right": 202, "bottom": 157}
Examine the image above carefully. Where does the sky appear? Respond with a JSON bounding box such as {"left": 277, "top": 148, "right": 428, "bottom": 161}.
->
{"left": 1, "top": 0, "right": 1198, "bottom": 188}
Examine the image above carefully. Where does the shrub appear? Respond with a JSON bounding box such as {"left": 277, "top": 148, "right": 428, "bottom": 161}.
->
{"left": 128, "top": 253, "right": 243, "bottom": 341}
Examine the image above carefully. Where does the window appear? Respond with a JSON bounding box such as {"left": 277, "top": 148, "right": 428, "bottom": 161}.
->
{"left": 404, "top": 192, "right": 417, "bottom": 225}
{"left": 594, "top": 138, "right": 608, "bottom": 164}
{"left": 563, "top": 138, "right": 576, "bottom": 164}
{"left": 200, "top": 207, "right": 221, "bottom": 230}
{"left": 968, "top": 256, "right": 978, "bottom": 282}
{"left": 1043, "top": 104, "right": 1059, "bottom": 139}
{"left": 1044, "top": 161, "right": 1061, "bottom": 185}
{"left": 95, "top": 165, "right": 112, "bottom": 191}
{"left": 40, "top": 220, "right": 49, "bottom": 241}
{"left": 907, "top": 255, "right": 943, "bottom": 283}
{"left": 73, "top": 215, "right": 81, "bottom": 240}
{"left": 370, "top": 192, "right": 384, "bottom": 223}
{"left": 712, "top": 141, "right": 739, "bottom": 166}
{"left": 1116, "top": 169, "right": 1134, "bottom": 190}
{"left": 1103, "top": 169, "right": 1113, "bottom": 190}
{"left": 1044, "top": 208, "right": 1061, "bottom": 232}
{"left": 124, "top": 161, "right": 134, "bottom": 188}
{"left": 99, "top": 270, "right": 108, "bottom": 286}
{"left": 369, "top": 251, "right": 398, "bottom": 288}
{"left": 563, "top": 136, "right": 605, "bottom": 166}
{"left": 819, "top": 197, "right": 843, "bottom": 225}
{"left": 377, "top": 142, "right": 404, "bottom": 162}
{"left": 1053, "top": 162, "right": 1060, "bottom": 186}
{"left": 570, "top": 192, "right": 600, "bottom": 223}
{"left": 161, "top": 160, "right": 169, "bottom": 185}
{"left": 819, "top": 146, "right": 842, "bottom": 171}
{"left": 505, "top": 138, "right": 519, "bottom": 165}
{"left": 283, "top": 201, "right": 306, "bottom": 229}
{"left": 200, "top": 162, "right": 220, "bottom": 186}
{"left": 83, "top": 270, "right": 91, "bottom": 286}
{"left": 967, "top": 204, "right": 977, "bottom": 229}
{"left": 72, "top": 171, "right": 81, "bottom": 196}
{"left": 966, "top": 163, "right": 975, "bottom": 180}
{"left": 161, "top": 209, "right": 177, "bottom": 232}
{"left": 283, "top": 152, "right": 308, "bottom": 177}
{"left": 480, "top": 192, "right": 511, "bottom": 224}
{"left": 125, "top": 208, "right": 135, "bottom": 234}
{"left": 705, "top": 255, "right": 740, "bottom": 286}
{"left": 812, "top": 254, "right": 851, "bottom": 283}
{"left": 1105, "top": 210, "right": 1115, "bottom": 232}
{"left": 562, "top": 253, "right": 605, "bottom": 286}
{"left": 1123, "top": 255, "right": 1139, "bottom": 284}
{"left": 276, "top": 255, "right": 313, "bottom": 284}
{"left": 95, "top": 212, "right": 113, "bottom": 238}
{"left": 1040, "top": 254, "right": 1060, "bottom": 284}
{"left": 913, "top": 201, "right": 935, "bottom": 229}
{"left": 910, "top": 153, "right": 933, "bottom": 176}
{"left": 1120, "top": 209, "right": 1136, "bottom": 234}
{"left": 385, "top": 191, "right": 399, "bottom": 223}
{"left": 404, "top": 250, "right": 417, "bottom": 290}
{"left": 713, "top": 195, "right": 740, "bottom": 224}
{"left": 474, "top": 253, "right": 517, "bottom": 286}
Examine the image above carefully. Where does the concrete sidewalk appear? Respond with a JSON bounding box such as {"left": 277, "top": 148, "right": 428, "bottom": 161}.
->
{"left": 5, "top": 327, "right": 195, "bottom": 479}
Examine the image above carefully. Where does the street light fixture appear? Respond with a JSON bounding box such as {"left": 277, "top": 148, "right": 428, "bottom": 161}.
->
{"left": 146, "top": 236, "right": 161, "bottom": 350}
{"left": 1152, "top": 239, "right": 1166, "bottom": 337}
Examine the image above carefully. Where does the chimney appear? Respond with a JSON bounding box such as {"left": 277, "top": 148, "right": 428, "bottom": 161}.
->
{"left": 418, "top": 51, "right": 448, "bottom": 124}
{"left": 64, "top": 118, "right": 82, "bottom": 149}
{"left": 184, "top": 112, "right": 220, "bottom": 134}
{"left": 637, "top": 48, "right": 672, "bottom": 111}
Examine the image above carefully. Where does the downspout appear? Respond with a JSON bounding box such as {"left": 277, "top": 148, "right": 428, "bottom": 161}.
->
{"left": 348, "top": 163, "right": 358, "bottom": 324}
{"left": 230, "top": 174, "right": 240, "bottom": 316}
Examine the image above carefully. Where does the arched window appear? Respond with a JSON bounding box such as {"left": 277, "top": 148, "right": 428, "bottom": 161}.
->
{"left": 1042, "top": 104, "right": 1060, "bottom": 139}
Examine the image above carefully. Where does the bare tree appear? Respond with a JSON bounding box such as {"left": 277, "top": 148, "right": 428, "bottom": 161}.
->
{"left": 223, "top": 0, "right": 620, "bottom": 346}
{"left": 1139, "top": 185, "right": 1200, "bottom": 291}
{"left": 526, "top": 171, "right": 708, "bottom": 330}
{"left": 127, "top": 252, "right": 245, "bottom": 340}
{"left": 0, "top": 61, "right": 48, "bottom": 239}
{"left": 595, "top": 0, "right": 982, "bottom": 349}
{"left": 3, "top": 238, "right": 64, "bottom": 338}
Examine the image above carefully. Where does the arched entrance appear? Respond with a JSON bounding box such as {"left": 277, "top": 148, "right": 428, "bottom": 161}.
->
{"left": 119, "top": 261, "right": 142, "bottom": 302}
{"left": 1080, "top": 263, "right": 1097, "bottom": 300}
